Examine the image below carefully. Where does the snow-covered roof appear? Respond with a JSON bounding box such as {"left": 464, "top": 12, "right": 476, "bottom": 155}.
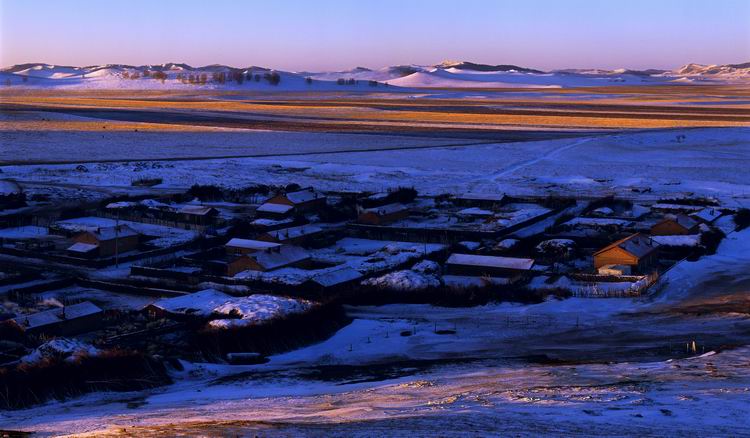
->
{"left": 457, "top": 207, "right": 493, "bottom": 216}
{"left": 651, "top": 203, "right": 703, "bottom": 212}
{"left": 225, "top": 238, "right": 280, "bottom": 251}
{"left": 272, "top": 188, "right": 325, "bottom": 205}
{"left": 690, "top": 207, "right": 721, "bottom": 223}
{"left": 148, "top": 289, "right": 231, "bottom": 316}
{"left": 564, "top": 217, "right": 630, "bottom": 227}
{"left": 659, "top": 214, "right": 699, "bottom": 230}
{"left": 257, "top": 203, "right": 294, "bottom": 214}
{"left": 594, "top": 233, "right": 659, "bottom": 258}
{"left": 456, "top": 193, "right": 505, "bottom": 202}
{"left": 67, "top": 242, "right": 99, "bottom": 253}
{"left": 266, "top": 225, "right": 323, "bottom": 241}
{"left": 105, "top": 201, "right": 137, "bottom": 209}
{"left": 13, "top": 301, "right": 102, "bottom": 330}
{"left": 81, "top": 224, "right": 139, "bottom": 241}
{"left": 363, "top": 203, "right": 408, "bottom": 215}
{"left": 308, "top": 267, "right": 363, "bottom": 287}
{"left": 446, "top": 253, "right": 535, "bottom": 271}
{"left": 652, "top": 234, "right": 701, "bottom": 247}
{"left": 249, "top": 245, "right": 310, "bottom": 270}
{"left": 179, "top": 205, "right": 218, "bottom": 216}
{"left": 592, "top": 207, "right": 614, "bottom": 216}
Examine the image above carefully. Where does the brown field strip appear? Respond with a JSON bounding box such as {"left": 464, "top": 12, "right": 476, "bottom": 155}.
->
{"left": 2, "top": 86, "right": 749, "bottom": 130}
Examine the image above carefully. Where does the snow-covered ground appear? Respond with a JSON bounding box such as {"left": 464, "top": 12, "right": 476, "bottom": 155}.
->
{"left": 0, "top": 112, "right": 473, "bottom": 163}
{"left": 3, "top": 229, "right": 750, "bottom": 435}
{"left": 3, "top": 127, "right": 749, "bottom": 208}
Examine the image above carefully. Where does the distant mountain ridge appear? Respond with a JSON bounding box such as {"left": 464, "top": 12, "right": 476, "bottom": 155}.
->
{"left": 2, "top": 60, "right": 748, "bottom": 90}
{"left": 437, "top": 60, "right": 544, "bottom": 74}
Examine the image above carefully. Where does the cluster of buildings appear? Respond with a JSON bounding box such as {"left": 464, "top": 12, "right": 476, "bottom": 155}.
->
{"left": 0, "top": 182, "right": 732, "bottom": 364}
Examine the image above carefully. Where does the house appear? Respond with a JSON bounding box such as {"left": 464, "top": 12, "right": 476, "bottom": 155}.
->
{"left": 263, "top": 188, "right": 327, "bottom": 214}
{"left": 593, "top": 233, "right": 659, "bottom": 274}
{"left": 255, "top": 202, "right": 294, "bottom": 219}
{"left": 144, "top": 288, "right": 230, "bottom": 320}
{"left": 178, "top": 205, "right": 219, "bottom": 225}
{"left": 445, "top": 253, "right": 535, "bottom": 280}
{"left": 358, "top": 203, "right": 410, "bottom": 225}
{"left": 258, "top": 224, "right": 325, "bottom": 246}
{"left": 68, "top": 224, "right": 139, "bottom": 258}
{"left": 225, "top": 245, "right": 310, "bottom": 275}
{"left": 11, "top": 301, "right": 103, "bottom": 336}
{"left": 690, "top": 207, "right": 722, "bottom": 224}
{"left": 225, "top": 238, "right": 281, "bottom": 256}
{"left": 651, "top": 214, "right": 699, "bottom": 235}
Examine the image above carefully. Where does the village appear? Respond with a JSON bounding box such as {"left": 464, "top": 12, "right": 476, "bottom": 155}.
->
{"left": 0, "top": 178, "right": 745, "bottom": 409}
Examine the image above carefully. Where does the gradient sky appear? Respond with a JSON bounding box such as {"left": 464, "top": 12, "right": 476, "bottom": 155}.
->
{"left": 1, "top": 0, "right": 748, "bottom": 71}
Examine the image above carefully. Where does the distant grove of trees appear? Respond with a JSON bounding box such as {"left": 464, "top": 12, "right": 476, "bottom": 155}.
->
{"left": 115, "top": 68, "right": 285, "bottom": 86}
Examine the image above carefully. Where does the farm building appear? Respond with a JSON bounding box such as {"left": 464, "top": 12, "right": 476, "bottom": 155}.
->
{"left": 358, "top": 203, "right": 410, "bottom": 225}
{"left": 302, "top": 267, "right": 363, "bottom": 294}
{"left": 225, "top": 238, "right": 281, "bottom": 256}
{"left": 178, "top": 205, "right": 219, "bottom": 225}
{"left": 593, "top": 233, "right": 659, "bottom": 274}
{"left": 67, "top": 224, "right": 139, "bottom": 258}
{"left": 11, "top": 301, "right": 103, "bottom": 336}
{"left": 445, "top": 253, "right": 535, "bottom": 280}
{"left": 258, "top": 224, "right": 324, "bottom": 245}
{"left": 255, "top": 202, "right": 294, "bottom": 219}
{"left": 263, "top": 188, "right": 327, "bottom": 214}
{"left": 226, "top": 245, "right": 310, "bottom": 275}
{"left": 651, "top": 214, "right": 699, "bottom": 235}
{"left": 452, "top": 193, "right": 507, "bottom": 209}
{"left": 144, "top": 288, "right": 230, "bottom": 320}
{"left": 690, "top": 207, "right": 722, "bottom": 224}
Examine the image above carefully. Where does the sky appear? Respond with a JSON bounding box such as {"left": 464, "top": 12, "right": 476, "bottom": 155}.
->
{"left": 1, "top": 0, "right": 748, "bottom": 71}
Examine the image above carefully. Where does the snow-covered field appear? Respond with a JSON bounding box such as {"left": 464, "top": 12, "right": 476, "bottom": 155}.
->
{"left": 0, "top": 114, "right": 475, "bottom": 163}
{"left": 3, "top": 127, "right": 749, "bottom": 207}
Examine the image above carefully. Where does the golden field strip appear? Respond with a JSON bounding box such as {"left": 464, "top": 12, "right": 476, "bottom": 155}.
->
{"left": 2, "top": 85, "right": 750, "bottom": 132}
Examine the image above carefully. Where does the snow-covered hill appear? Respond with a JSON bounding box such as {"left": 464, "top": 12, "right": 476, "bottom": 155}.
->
{"left": 1, "top": 60, "right": 747, "bottom": 90}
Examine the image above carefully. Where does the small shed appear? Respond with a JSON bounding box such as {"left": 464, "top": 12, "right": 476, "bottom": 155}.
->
{"left": 179, "top": 205, "right": 219, "bottom": 225}
{"left": 358, "top": 203, "right": 410, "bottom": 225}
{"left": 651, "top": 214, "right": 699, "bottom": 236}
{"left": 690, "top": 207, "right": 722, "bottom": 224}
{"left": 445, "top": 253, "right": 535, "bottom": 279}
{"left": 11, "top": 301, "right": 104, "bottom": 336}
{"left": 453, "top": 193, "right": 506, "bottom": 209}
{"left": 144, "top": 288, "right": 231, "bottom": 320}
{"left": 593, "top": 233, "right": 659, "bottom": 274}
{"left": 302, "top": 267, "right": 363, "bottom": 294}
